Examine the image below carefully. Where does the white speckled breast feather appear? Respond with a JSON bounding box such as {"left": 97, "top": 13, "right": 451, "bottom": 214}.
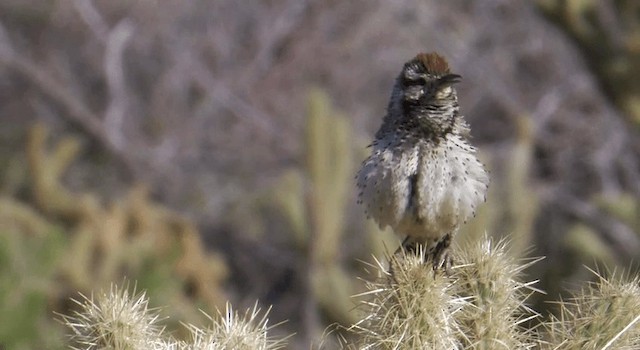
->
{"left": 357, "top": 133, "right": 488, "bottom": 242}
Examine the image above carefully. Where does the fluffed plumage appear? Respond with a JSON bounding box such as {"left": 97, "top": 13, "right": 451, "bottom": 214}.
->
{"left": 356, "top": 52, "right": 489, "bottom": 270}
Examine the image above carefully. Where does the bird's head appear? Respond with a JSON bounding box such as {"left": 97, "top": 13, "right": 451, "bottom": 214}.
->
{"left": 400, "top": 52, "right": 460, "bottom": 105}
{"left": 389, "top": 52, "right": 462, "bottom": 139}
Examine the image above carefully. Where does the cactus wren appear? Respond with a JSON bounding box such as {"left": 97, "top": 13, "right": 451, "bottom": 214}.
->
{"left": 356, "top": 52, "right": 489, "bottom": 270}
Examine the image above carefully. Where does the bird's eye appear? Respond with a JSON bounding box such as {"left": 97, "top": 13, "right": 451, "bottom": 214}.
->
{"left": 404, "top": 78, "right": 426, "bottom": 87}
{"left": 403, "top": 73, "right": 428, "bottom": 88}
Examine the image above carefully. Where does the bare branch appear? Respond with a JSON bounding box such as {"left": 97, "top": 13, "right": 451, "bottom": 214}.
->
{"left": 72, "top": 0, "right": 109, "bottom": 40}
{"left": 179, "top": 49, "right": 277, "bottom": 136}
{"left": 242, "top": 0, "right": 311, "bottom": 81}
{"left": 0, "top": 20, "right": 137, "bottom": 178}
{"left": 104, "top": 19, "right": 135, "bottom": 151}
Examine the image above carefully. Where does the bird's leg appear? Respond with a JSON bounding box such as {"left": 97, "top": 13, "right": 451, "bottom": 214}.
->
{"left": 395, "top": 235, "right": 453, "bottom": 274}
{"left": 432, "top": 233, "right": 453, "bottom": 275}
{"left": 401, "top": 236, "right": 421, "bottom": 255}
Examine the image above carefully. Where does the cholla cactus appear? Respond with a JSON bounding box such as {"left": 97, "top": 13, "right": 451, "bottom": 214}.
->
{"left": 545, "top": 268, "right": 640, "bottom": 349}
{"left": 60, "top": 284, "right": 287, "bottom": 350}
{"left": 348, "top": 237, "right": 541, "bottom": 349}
{"left": 60, "top": 283, "right": 164, "bottom": 350}
{"left": 350, "top": 249, "right": 467, "bottom": 349}
{"left": 182, "top": 303, "right": 287, "bottom": 350}
{"left": 453, "top": 238, "right": 541, "bottom": 349}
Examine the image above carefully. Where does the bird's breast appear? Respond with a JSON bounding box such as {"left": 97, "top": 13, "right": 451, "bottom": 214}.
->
{"left": 356, "top": 134, "right": 489, "bottom": 240}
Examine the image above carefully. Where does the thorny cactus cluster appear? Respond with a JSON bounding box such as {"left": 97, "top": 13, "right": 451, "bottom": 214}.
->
{"left": 59, "top": 237, "right": 640, "bottom": 349}
{"left": 61, "top": 284, "right": 287, "bottom": 350}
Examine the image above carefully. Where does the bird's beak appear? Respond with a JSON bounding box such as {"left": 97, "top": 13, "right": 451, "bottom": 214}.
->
{"left": 438, "top": 74, "right": 462, "bottom": 87}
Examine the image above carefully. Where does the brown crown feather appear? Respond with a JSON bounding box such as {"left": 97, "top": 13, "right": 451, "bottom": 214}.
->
{"left": 415, "top": 52, "right": 451, "bottom": 75}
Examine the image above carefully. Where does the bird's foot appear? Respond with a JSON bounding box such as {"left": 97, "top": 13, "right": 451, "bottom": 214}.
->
{"left": 432, "top": 246, "right": 452, "bottom": 276}
{"left": 396, "top": 234, "right": 454, "bottom": 275}
{"left": 430, "top": 233, "right": 453, "bottom": 275}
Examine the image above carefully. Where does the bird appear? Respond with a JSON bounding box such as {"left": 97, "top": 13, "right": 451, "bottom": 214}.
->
{"left": 356, "top": 52, "right": 489, "bottom": 271}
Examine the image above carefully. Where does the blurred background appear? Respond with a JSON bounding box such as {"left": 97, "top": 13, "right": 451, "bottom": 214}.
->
{"left": 0, "top": 0, "right": 639, "bottom": 348}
